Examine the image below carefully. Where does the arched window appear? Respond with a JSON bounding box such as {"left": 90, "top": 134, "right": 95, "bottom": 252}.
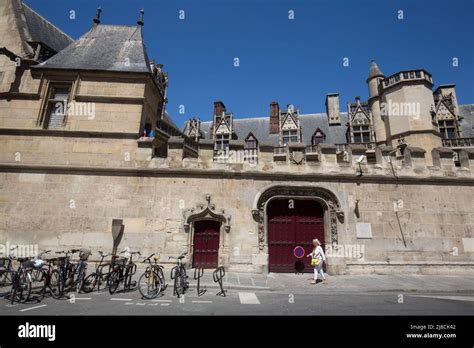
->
{"left": 311, "top": 129, "right": 326, "bottom": 145}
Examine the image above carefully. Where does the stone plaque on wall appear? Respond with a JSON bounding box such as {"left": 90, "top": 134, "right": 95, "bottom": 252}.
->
{"left": 356, "top": 222, "right": 372, "bottom": 239}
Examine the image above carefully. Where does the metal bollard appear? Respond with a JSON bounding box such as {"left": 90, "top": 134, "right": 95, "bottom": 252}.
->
{"left": 194, "top": 266, "right": 207, "bottom": 296}
{"left": 212, "top": 266, "right": 227, "bottom": 297}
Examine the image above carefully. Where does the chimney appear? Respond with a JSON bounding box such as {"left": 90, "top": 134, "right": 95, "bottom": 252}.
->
{"left": 213, "top": 101, "right": 226, "bottom": 117}
{"left": 325, "top": 93, "right": 340, "bottom": 125}
{"left": 269, "top": 101, "right": 280, "bottom": 134}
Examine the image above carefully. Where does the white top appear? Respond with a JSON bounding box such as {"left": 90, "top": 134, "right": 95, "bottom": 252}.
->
{"left": 310, "top": 245, "right": 326, "bottom": 262}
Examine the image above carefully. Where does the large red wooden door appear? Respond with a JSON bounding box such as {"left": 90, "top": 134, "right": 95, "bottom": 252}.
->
{"left": 268, "top": 199, "right": 324, "bottom": 272}
{"left": 193, "top": 220, "right": 220, "bottom": 268}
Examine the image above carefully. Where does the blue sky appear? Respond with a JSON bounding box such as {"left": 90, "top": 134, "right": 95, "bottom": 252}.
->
{"left": 28, "top": 0, "right": 474, "bottom": 124}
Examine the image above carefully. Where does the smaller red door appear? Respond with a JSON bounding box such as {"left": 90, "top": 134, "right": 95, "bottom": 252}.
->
{"left": 193, "top": 220, "right": 220, "bottom": 268}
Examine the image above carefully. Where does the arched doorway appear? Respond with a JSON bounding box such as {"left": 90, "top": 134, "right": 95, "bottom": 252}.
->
{"left": 251, "top": 185, "right": 345, "bottom": 274}
{"left": 193, "top": 220, "right": 221, "bottom": 268}
{"left": 267, "top": 199, "right": 325, "bottom": 273}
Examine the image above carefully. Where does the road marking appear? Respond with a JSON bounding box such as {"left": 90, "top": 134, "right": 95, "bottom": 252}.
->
{"left": 125, "top": 302, "right": 134, "bottom": 305}
{"left": 160, "top": 303, "right": 170, "bottom": 306}
{"left": 148, "top": 303, "right": 159, "bottom": 306}
{"left": 409, "top": 295, "right": 474, "bottom": 302}
{"left": 136, "top": 303, "right": 146, "bottom": 306}
{"left": 110, "top": 298, "right": 132, "bottom": 301}
{"left": 237, "top": 273, "right": 241, "bottom": 285}
{"left": 151, "top": 299, "right": 172, "bottom": 302}
{"left": 238, "top": 292, "right": 260, "bottom": 304}
{"left": 19, "top": 304, "right": 47, "bottom": 312}
{"left": 72, "top": 297, "right": 91, "bottom": 300}
{"left": 192, "top": 300, "right": 212, "bottom": 304}
{"left": 250, "top": 278, "right": 255, "bottom": 286}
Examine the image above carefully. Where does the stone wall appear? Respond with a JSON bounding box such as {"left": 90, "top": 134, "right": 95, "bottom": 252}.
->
{"left": 0, "top": 169, "right": 473, "bottom": 274}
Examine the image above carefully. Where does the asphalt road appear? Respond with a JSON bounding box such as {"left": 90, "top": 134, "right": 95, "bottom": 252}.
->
{"left": 1, "top": 285, "right": 474, "bottom": 316}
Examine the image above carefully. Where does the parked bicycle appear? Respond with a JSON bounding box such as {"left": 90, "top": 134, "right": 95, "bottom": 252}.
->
{"left": 30, "top": 250, "right": 51, "bottom": 283}
{"left": 108, "top": 250, "right": 140, "bottom": 294}
{"left": 70, "top": 249, "right": 90, "bottom": 292}
{"left": 81, "top": 251, "right": 112, "bottom": 293}
{"left": 10, "top": 257, "right": 34, "bottom": 304}
{"left": 138, "top": 253, "right": 167, "bottom": 299}
{"left": 39, "top": 256, "right": 62, "bottom": 299}
{"left": 169, "top": 252, "right": 189, "bottom": 297}
{"left": 0, "top": 246, "right": 18, "bottom": 287}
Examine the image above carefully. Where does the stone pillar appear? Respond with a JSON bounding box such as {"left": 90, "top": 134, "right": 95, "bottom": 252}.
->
{"left": 318, "top": 144, "right": 337, "bottom": 165}
{"left": 431, "top": 147, "right": 455, "bottom": 172}
{"left": 167, "top": 136, "right": 184, "bottom": 167}
{"left": 136, "top": 137, "right": 154, "bottom": 161}
{"left": 347, "top": 144, "right": 367, "bottom": 166}
{"left": 258, "top": 142, "right": 274, "bottom": 166}
{"left": 198, "top": 139, "right": 215, "bottom": 165}
{"left": 228, "top": 140, "right": 245, "bottom": 167}
{"left": 375, "top": 145, "right": 396, "bottom": 167}
{"left": 459, "top": 148, "right": 474, "bottom": 170}
{"left": 403, "top": 146, "right": 426, "bottom": 170}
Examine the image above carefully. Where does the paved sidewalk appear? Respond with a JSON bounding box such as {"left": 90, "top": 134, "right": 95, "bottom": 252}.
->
{"left": 193, "top": 271, "right": 474, "bottom": 293}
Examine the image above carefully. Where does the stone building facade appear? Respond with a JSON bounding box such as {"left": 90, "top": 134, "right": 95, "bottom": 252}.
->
{"left": 1, "top": 1, "right": 473, "bottom": 274}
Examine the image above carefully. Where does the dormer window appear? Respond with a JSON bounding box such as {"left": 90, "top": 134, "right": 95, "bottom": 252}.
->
{"left": 215, "top": 134, "right": 229, "bottom": 151}
{"left": 311, "top": 129, "right": 326, "bottom": 145}
{"left": 282, "top": 130, "right": 298, "bottom": 145}
{"left": 438, "top": 120, "right": 458, "bottom": 139}
{"left": 244, "top": 133, "right": 258, "bottom": 163}
{"left": 352, "top": 125, "right": 371, "bottom": 143}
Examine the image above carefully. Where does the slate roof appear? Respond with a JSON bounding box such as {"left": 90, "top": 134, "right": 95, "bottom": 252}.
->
{"left": 193, "top": 104, "right": 474, "bottom": 145}
{"left": 35, "top": 24, "right": 151, "bottom": 73}
{"left": 198, "top": 112, "right": 350, "bottom": 145}
{"left": 21, "top": 3, "right": 73, "bottom": 52}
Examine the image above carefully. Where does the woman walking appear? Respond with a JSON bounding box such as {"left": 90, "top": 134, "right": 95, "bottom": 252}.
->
{"left": 307, "top": 239, "right": 327, "bottom": 284}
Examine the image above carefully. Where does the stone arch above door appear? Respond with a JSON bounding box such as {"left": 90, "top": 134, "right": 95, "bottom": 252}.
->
{"left": 183, "top": 194, "right": 232, "bottom": 233}
{"left": 251, "top": 185, "right": 344, "bottom": 250}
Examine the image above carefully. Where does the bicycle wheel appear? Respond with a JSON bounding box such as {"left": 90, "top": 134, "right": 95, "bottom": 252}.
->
{"left": 11, "top": 271, "right": 31, "bottom": 304}
{"left": 174, "top": 272, "right": 184, "bottom": 297}
{"left": 158, "top": 267, "right": 167, "bottom": 291}
{"left": 31, "top": 268, "right": 43, "bottom": 283}
{"left": 0, "top": 269, "right": 12, "bottom": 286}
{"left": 50, "top": 270, "right": 62, "bottom": 299}
{"left": 108, "top": 271, "right": 120, "bottom": 294}
{"left": 81, "top": 273, "right": 97, "bottom": 293}
{"left": 138, "top": 271, "right": 162, "bottom": 299}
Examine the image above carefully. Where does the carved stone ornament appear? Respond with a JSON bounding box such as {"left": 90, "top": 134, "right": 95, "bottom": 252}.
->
{"left": 183, "top": 194, "right": 232, "bottom": 233}
{"left": 290, "top": 151, "right": 305, "bottom": 165}
{"left": 252, "top": 186, "right": 343, "bottom": 250}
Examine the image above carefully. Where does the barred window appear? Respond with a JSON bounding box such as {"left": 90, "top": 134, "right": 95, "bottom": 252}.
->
{"left": 283, "top": 130, "right": 298, "bottom": 144}
{"left": 352, "top": 125, "right": 371, "bottom": 143}
{"left": 215, "top": 134, "right": 229, "bottom": 151}
{"left": 438, "top": 120, "right": 457, "bottom": 139}
{"left": 43, "top": 85, "right": 71, "bottom": 129}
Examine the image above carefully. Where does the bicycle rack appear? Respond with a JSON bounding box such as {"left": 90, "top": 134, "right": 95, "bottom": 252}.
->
{"left": 212, "top": 266, "right": 227, "bottom": 297}
{"left": 194, "top": 266, "right": 207, "bottom": 296}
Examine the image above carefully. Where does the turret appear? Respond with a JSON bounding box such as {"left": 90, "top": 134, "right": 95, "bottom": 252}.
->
{"left": 379, "top": 68, "right": 441, "bottom": 159}
{"left": 367, "top": 59, "right": 386, "bottom": 144}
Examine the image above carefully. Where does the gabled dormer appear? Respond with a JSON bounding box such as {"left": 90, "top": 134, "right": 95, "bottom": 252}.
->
{"left": 279, "top": 104, "right": 301, "bottom": 145}
{"left": 347, "top": 97, "right": 374, "bottom": 143}
{"left": 311, "top": 128, "right": 326, "bottom": 145}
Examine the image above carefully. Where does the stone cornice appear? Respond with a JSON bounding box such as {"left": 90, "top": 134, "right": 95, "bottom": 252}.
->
{"left": 1, "top": 163, "right": 473, "bottom": 186}
{"left": 0, "top": 128, "right": 139, "bottom": 139}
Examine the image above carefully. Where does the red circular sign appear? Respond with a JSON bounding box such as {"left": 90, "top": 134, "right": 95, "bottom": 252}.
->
{"left": 293, "top": 246, "right": 305, "bottom": 258}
